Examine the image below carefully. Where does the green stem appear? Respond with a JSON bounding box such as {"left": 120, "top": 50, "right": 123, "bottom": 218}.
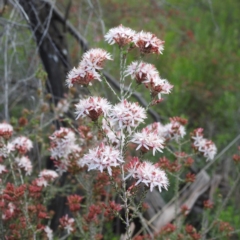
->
{"left": 120, "top": 48, "right": 127, "bottom": 100}
{"left": 175, "top": 141, "right": 182, "bottom": 235}
{"left": 8, "top": 155, "right": 18, "bottom": 185}
{"left": 17, "top": 168, "right": 36, "bottom": 239}
{"left": 121, "top": 165, "right": 131, "bottom": 240}
{"left": 86, "top": 174, "right": 95, "bottom": 240}
{"left": 75, "top": 212, "right": 85, "bottom": 236}
{"left": 101, "top": 73, "right": 120, "bottom": 100}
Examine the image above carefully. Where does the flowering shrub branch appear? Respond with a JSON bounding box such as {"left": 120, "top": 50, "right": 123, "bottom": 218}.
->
{"left": 1, "top": 24, "right": 239, "bottom": 240}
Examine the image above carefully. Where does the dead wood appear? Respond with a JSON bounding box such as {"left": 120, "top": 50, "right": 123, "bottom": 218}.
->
{"left": 152, "top": 170, "right": 210, "bottom": 230}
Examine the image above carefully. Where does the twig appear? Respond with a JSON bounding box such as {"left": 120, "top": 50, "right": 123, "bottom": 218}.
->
{"left": 4, "top": 21, "right": 9, "bottom": 121}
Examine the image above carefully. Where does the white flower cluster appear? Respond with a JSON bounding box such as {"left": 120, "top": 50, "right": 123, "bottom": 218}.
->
{"left": 130, "top": 127, "right": 165, "bottom": 156}
{"left": 60, "top": 214, "right": 75, "bottom": 234}
{"left": 10, "top": 136, "right": 33, "bottom": 154}
{"left": 49, "top": 128, "right": 78, "bottom": 159}
{"left": 75, "top": 98, "right": 147, "bottom": 135}
{"left": 192, "top": 130, "right": 217, "bottom": 161}
{"left": 78, "top": 143, "right": 124, "bottom": 176}
{"left": 163, "top": 120, "right": 186, "bottom": 141}
{"left": 39, "top": 169, "right": 58, "bottom": 179}
{"left": 124, "top": 61, "right": 159, "bottom": 84}
{"left": 66, "top": 48, "right": 112, "bottom": 88}
{"left": 104, "top": 25, "right": 164, "bottom": 55}
{"left": 104, "top": 24, "right": 136, "bottom": 46}
{"left": 125, "top": 61, "right": 173, "bottom": 99}
{"left": 126, "top": 158, "right": 169, "bottom": 192}
{"left": 146, "top": 120, "right": 186, "bottom": 143}
{"left": 0, "top": 122, "right": 13, "bottom": 139}
{"left": 15, "top": 156, "right": 32, "bottom": 175}
{"left": 0, "top": 122, "right": 33, "bottom": 176}
{"left": 36, "top": 169, "right": 59, "bottom": 187}
{"left": 133, "top": 31, "right": 165, "bottom": 54}
{"left": 75, "top": 96, "right": 111, "bottom": 121}
{"left": 110, "top": 100, "right": 147, "bottom": 133}
{"left": 49, "top": 128, "right": 82, "bottom": 174}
